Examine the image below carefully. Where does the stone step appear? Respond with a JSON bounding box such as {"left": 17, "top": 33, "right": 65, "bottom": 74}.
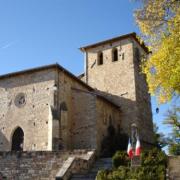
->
{"left": 96, "top": 159, "right": 112, "bottom": 163}
{"left": 90, "top": 167, "right": 109, "bottom": 173}
{"left": 94, "top": 161, "right": 112, "bottom": 164}
{"left": 93, "top": 161, "right": 112, "bottom": 164}
{"left": 72, "top": 174, "right": 96, "bottom": 178}
{"left": 70, "top": 158, "right": 112, "bottom": 180}
{"left": 98, "top": 158, "right": 112, "bottom": 161}
{"left": 92, "top": 164, "right": 112, "bottom": 169}
{"left": 71, "top": 173, "right": 96, "bottom": 180}
{"left": 95, "top": 162, "right": 112, "bottom": 166}
{"left": 71, "top": 178, "right": 95, "bottom": 180}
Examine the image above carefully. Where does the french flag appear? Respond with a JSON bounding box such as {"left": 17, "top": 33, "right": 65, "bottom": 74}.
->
{"left": 127, "top": 138, "right": 133, "bottom": 158}
{"left": 135, "top": 137, "right": 141, "bottom": 156}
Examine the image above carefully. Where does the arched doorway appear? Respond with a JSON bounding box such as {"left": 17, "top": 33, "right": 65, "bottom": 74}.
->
{"left": 11, "top": 127, "right": 24, "bottom": 151}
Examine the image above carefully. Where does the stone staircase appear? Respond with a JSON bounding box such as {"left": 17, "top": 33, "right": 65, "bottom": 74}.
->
{"left": 71, "top": 158, "right": 112, "bottom": 180}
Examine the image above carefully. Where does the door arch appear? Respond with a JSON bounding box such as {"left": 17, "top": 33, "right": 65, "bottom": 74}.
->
{"left": 11, "top": 127, "right": 24, "bottom": 151}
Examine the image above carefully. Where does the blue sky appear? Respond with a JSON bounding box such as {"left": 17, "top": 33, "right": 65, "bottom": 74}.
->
{"left": 0, "top": 0, "right": 172, "bottom": 138}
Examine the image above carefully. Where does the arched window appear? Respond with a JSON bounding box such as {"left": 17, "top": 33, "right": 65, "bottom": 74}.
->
{"left": 11, "top": 127, "right": 24, "bottom": 151}
{"left": 112, "top": 48, "right": 118, "bottom": 62}
{"left": 98, "top": 52, "right": 103, "bottom": 65}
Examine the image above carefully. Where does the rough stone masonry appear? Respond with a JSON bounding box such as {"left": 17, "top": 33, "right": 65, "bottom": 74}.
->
{"left": 0, "top": 32, "right": 154, "bottom": 156}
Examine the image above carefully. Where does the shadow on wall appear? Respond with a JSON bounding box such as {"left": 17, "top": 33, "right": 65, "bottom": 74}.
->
{"left": 0, "top": 130, "right": 10, "bottom": 151}
{"left": 96, "top": 89, "right": 154, "bottom": 157}
{"left": 97, "top": 90, "right": 139, "bottom": 131}
{"left": 97, "top": 90, "right": 137, "bottom": 157}
{"left": 100, "top": 124, "right": 128, "bottom": 157}
{"left": 97, "top": 90, "right": 155, "bottom": 157}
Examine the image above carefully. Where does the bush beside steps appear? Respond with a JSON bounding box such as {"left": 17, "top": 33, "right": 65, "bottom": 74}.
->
{"left": 96, "top": 148, "right": 167, "bottom": 180}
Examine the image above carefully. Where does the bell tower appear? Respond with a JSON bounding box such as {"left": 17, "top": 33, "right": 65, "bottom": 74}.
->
{"left": 80, "top": 33, "right": 154, "bottom": 147}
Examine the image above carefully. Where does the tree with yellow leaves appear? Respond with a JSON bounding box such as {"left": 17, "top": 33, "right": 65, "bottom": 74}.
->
{"left": 134, "top": 0, "right": 180, "bottom": 103}
{"left": 134, "top": 0, "right": 180, "bottom": 155}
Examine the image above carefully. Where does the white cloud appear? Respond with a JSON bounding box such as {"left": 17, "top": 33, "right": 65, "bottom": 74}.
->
{"left": 0, "top": 41, "right": 15, "bottom": 49}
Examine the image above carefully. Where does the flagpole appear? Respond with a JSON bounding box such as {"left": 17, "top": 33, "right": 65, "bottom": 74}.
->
{"left": 131, "top": 149, "right": 134, "bottom": 169}
{"left": 127, "top": 137, "right": 133, "bottom": 168}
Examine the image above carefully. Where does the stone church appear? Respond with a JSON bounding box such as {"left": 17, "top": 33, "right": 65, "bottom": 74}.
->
{"left": 0, "top": 32, "right": 154, "bottom": 156}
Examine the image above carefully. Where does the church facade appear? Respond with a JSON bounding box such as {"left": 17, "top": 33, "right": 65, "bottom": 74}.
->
{"left": 0, "top": 33, "right": 154, "bottom": 155}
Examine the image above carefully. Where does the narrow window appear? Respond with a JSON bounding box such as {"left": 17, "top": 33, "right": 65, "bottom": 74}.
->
{"left": 112, "top": 48, "right": 118, "bottom": 62}
{"left": 98, "top": 52, "right": 103, "bottom": 65}
{"left": 122, "top": 53, "right": 125, "bottom": 60}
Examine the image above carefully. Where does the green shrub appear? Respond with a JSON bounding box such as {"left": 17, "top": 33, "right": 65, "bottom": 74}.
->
{"left": 96, "top": 167, "right": 131, "bottom": 180}
{"left": 141, "top": 148, "right": 167, "bottom": 167}
{"left": 96, "top": 170, "right": 110, "bottom": 180}
{"left": 97, "top": 148, "right": 167, "bottom": 180}
{"left": 112, "top": 151, "right": 130, "bottom": 168}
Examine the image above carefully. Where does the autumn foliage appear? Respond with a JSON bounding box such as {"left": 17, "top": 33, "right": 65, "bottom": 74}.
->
{"left": 134, "top": 0, "right": 180, "bottom": 103}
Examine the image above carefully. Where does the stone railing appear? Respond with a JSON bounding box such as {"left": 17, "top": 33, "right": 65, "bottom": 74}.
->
{"left": 0, "top": 149, "right": 96, "bottom": 180}
{"left": 56, "top": 150, "right": 96, "bottom": 180}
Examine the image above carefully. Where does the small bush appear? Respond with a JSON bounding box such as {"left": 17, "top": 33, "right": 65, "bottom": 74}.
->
{"left": 96, "top": 167, "right": 131, "bottom": 180}
{"left": 141, "top": 148, "right": 167, "bottom": 167}
{"left": 112, "top": 151, "right": 130, "bottom": 168}
{"left": 96, "top": 170, "right": 110, "bottom": 180}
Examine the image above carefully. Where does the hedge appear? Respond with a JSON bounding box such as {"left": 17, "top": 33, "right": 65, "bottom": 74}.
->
{"left": 96, "top": 148, "right": 167, "bottom": 180}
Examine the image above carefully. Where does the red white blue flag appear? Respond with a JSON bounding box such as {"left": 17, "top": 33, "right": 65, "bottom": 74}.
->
{"left": 127, "top": 138, "right": 133, "bottom": 158}
{"left": 135, "top": 137, "right": 141, "bottom": 156}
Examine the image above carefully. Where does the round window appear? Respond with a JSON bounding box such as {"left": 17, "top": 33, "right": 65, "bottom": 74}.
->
{"left": 14, "top": 93, "right": 26, "bottom": 107}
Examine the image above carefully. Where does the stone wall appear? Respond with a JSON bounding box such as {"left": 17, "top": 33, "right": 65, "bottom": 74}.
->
{"left": 132, "top": 40, "right": 154, "bottom": 145}
{"left": 83, "top": 37, "right": 154, "bottom": 146}
{"left": 71, "top": 88, "right": 97, "bottom": 150}
{"left": 84, "top": 38, "right": 136, "bottom": 134}
{"left": 56, "top": 150, "right": 95, "bottom": 180}
{"left": 0, "top": 64, "right": 121, "bottom": 153}
{"left": 54, "top": 69, "right": 121, "bottom": 154}
{"left": 0, "top": 69, "right": 56, "bottom": 151}
{"left": 0, "top": 150, "right": 95, "bottom": 180}
{"left": 0, "top": 151, "right": 66, "bottom": 180}
{"left": 55, "top": 70, "right": 95, "bottom": 150}
{"left": 96, "top": 98, "right": 121, "bottom": 155}
{"left": 168, "top": 156, "right": 180, "bottom": 179}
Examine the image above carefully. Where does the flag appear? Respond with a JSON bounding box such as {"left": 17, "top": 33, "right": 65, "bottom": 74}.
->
{"left": 127, "top": 138, "right": 133, "bottom": 158}
{"left": 135, "top": 137, "right": 141, "bottom": 156}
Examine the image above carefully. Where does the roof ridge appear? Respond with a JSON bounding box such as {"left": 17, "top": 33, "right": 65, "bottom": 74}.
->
{"left": 79, "top": 32, "right": 149, "bottom": 53}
